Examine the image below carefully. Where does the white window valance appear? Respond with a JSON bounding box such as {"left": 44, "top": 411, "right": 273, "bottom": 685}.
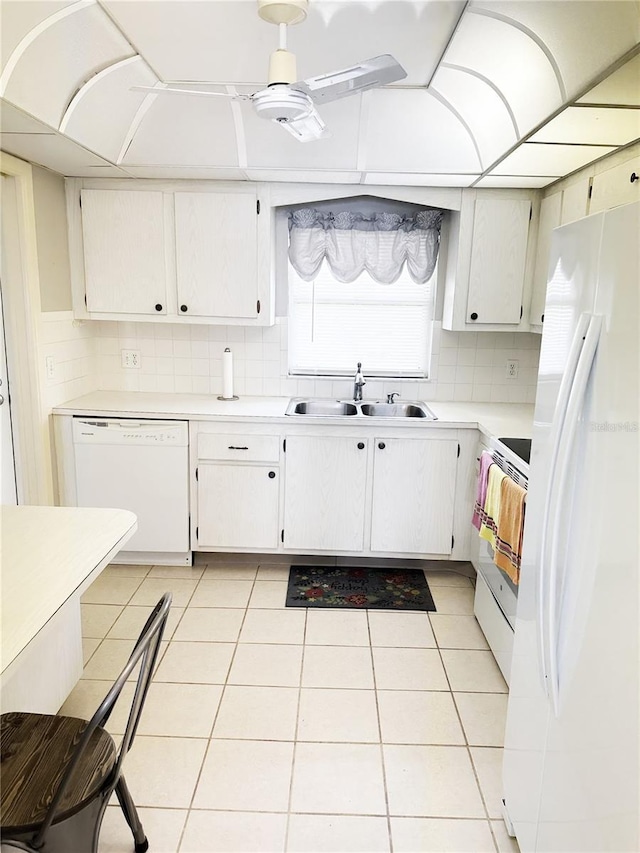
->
{"left": 288, "top": 208, "right": 444, "bottom": 285}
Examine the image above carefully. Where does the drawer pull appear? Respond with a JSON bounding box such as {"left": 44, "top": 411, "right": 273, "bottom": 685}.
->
{"left": 268, "top": 471, "right": 276, "bottom": 479}
{"left": 228, "top": 445, "right": 249, "bottom": 450}
{"left": 378, "top": 442, "right": 386, "bottom": 450}
{"left": 357, "top": 442, "right": 365, "bottom": 450}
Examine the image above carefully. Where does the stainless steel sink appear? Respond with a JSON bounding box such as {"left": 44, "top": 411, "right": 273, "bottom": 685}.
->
{"left": 287, "top": 399, "right": 358, "bottom": 416}
{"left": 285, "top": 398, "right": 436, "bottom": 419}
{"left": 360, "top": 402, "right": 436, "bottom": 419}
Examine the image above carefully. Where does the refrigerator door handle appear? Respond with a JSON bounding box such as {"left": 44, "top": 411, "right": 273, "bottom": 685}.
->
{"left": 545, "top": 313, "right": 602, "bottom": 715}
{"left": 537, "top": 312, "right": 592, "bottom": 698}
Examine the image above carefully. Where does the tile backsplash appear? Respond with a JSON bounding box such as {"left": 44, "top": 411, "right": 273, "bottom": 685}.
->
{"left": 39, "top": 313, "right": 97, "bottom": 410}
{"left": 86, "top": 318, "right": 540, "bottom": 404}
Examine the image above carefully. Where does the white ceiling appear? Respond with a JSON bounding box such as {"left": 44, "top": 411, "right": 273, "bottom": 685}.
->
{"left": 0, "top": 0, "right": 639, "bottom": 187}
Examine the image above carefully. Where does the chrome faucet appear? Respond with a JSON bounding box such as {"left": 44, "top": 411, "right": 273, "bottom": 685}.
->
{"left": 353, "top": 362, "right": 366, "bottom": 401}
{"left": 386, "top": 392, "right": 400, "bottom": 404}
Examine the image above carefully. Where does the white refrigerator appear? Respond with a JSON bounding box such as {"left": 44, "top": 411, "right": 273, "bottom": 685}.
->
{"left": 502, "top": 201, "right": 639, "bottom": 852}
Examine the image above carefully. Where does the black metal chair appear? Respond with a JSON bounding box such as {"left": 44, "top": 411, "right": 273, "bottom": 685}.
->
{"left": 0, "top": 593, "right": 172, "bottom": 853}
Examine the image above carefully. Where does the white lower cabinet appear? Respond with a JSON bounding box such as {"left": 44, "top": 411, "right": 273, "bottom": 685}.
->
{"left": 192, "top": 423, "right": 471, "bottom": 559}
{"left": 282, "top": 435, "right": 368, "bottom": 552}
{"left": 370, "top": 437, "right": 458, "bottom": 555}
{"left": 193, "top": 426, "right": 281, "bottom": 551}
{"left": 197, "top": 464, "right": 280, "bottom": 550}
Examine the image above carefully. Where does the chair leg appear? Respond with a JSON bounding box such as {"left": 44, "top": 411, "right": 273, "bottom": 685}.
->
{"left": 114, "top": 775, "right": 148, "bottom": 853}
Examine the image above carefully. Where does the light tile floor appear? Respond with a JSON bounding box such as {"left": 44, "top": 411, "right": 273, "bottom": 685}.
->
{"left": 62, "top": 559, "right": 521, "bottom": 853}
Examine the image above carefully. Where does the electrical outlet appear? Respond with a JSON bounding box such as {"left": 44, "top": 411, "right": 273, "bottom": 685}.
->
{"left": 121, "top": 349, "right": 141, "bottom": 369}
{"left": 506, "top": 359, "right": 519, "bottom": 380}
{"left": 45, "top": 356, "right": 55, "bottom": 379}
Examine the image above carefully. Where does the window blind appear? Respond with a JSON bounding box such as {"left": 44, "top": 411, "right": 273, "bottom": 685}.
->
{"left": 288, "top": 262, "right": 436, "bottom": 377}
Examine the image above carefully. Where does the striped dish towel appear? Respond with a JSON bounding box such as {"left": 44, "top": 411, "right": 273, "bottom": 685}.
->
{"left": 478, "top": 464, "right": 506, "bottom": 549}
{"left": 472, "top": 451, "right": 494, "bottom": 530}
{"left": 494, "top": 476, "right": 527, "bottom": 585}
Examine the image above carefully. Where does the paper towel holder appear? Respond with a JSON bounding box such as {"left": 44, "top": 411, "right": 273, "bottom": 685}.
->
{"left": 218, "top": 347, "right": 240, "bottom": 402}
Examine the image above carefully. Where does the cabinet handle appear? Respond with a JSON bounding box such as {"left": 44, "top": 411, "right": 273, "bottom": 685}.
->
{"left": 357, "top": 442, "right": 365, "bottom": 450}
{"left": 228, "top": 445, "right": 249, "bottom": 450}
{"left": 631, "top": 172, "right": 638, "bottom": 184}
{"left": 378, "top": 442, "right": 386, "bottom": 450}
{"left": 154, "top": 303, "right": 163, "bottom": 312}
{"left": 180, "top": 304, "right": 188, "bottom": 313}
{"left": 470, "top": 312, "right": 478, "bottom": 321}
{"left": 268, "top": 471, "right": 276, "bottom": 479}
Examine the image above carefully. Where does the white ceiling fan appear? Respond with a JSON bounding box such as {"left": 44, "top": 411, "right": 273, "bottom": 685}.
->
{"left": 132, "top": 0, "right": 407, "bottom": 142}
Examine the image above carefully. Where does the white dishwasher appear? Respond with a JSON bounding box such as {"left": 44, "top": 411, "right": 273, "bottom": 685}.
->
{"left": 72, "top": 418, "right": 191, "bottom": 565}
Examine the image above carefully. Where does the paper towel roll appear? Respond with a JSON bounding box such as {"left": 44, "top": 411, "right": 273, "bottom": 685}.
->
{"left": 222, "top": 348, "right": 234, "bottom": 399}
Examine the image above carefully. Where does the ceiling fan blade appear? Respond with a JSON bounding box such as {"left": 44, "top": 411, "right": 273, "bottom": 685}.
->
{"left": 275, "top": 105, "right": 328, "bottom": 142}
{"left": 130, "top": 85, "right": 251, "bottom": 101}
{"left": 296, "top": 54, "right": 407, "bottom": 105}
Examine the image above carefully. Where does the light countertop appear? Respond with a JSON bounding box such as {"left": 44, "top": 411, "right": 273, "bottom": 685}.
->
{"left": 53, "top": 391, "right": 534, "bottom": 440}
{"left": 1, "top": 505, "right": 137, "bottom": 672}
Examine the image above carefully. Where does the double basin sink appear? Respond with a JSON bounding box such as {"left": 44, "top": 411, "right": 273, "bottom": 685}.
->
{"left": 285, "top": 398, "right": 437, "bottom": 419}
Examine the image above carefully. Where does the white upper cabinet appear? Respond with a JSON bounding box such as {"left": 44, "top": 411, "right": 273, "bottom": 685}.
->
{"left": 174, "top": 191, "right": 259, "bottom": 320}
{"left": 442, "top": 189, "right": 536, "bottom": 331}
{"left": 67, "top": 179, "right": 274, "bottom": 325}
{"left": 589, "top": 154, "right": 640, "bottom": 214}
{"left": 529, "top": 190, "right": 562, "bottom": 328}
{"left": 81, "top": 189, "right": 169, "bottom": 315}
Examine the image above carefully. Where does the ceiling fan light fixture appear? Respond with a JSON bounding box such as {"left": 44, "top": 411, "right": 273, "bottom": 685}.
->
{"left": 257, "top": 0, "right": 308, "bottom": 26}
{"left": 268, "top": 48, "right": 297, "bottom": 85}
{"left": 253, "top": 85, "right": 314, "bottom": 121}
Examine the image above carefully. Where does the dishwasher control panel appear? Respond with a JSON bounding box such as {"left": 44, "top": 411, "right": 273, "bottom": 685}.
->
{"left": 72, "top": 418, "right": 189, "bottom": 447}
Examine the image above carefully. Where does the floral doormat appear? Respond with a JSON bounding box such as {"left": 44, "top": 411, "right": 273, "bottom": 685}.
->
{"left": 286, "top": 566, "right": 436, "bottom": 611}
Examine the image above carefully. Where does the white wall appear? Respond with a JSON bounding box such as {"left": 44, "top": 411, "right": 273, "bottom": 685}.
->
{"left": 32, "top": 166, "right": 72, "bottom": 312}
{"left": 91, "top": 317, "right": 540, "bottom": 403}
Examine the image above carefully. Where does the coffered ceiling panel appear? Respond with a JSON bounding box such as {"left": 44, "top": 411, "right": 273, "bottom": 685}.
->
{"left": 491, "top": 143, "right": 617, "bottom": 177}
{"left": 0, "top": 130, "right": 124, "bottom": 173}
{"left": 1, "top": 2, "right": 134, "bottom": 128}
{"left": 443, "top": 11, "right": 563, "bottom": 137}
{"left": 121, "top": 92, "right": 240, "bottom": 166}
{"left": 0, "top": 99, "right": 54, "bottom": 134}
{"left": 365, "top": 90, "right": 481, "bottom": 173}
{"left": 60, "top": 57, "right": 159, "bottom": 163}
{"left": 101, "top": 0, "right": 465, "bottom": 87}
{"left": 0, "top": 0, "right": 76, "bottom": 67}
{"left": 529, "top": 107, "right": 640, "bottom": 147}
{"left": 577, "top": 53, "right": 640, "bottom": 106}
{"left": 474, "top": 0, "right": 640, "bottom": 100}
{"left": 430, "top": 65, "right": 518, "bottom": 169}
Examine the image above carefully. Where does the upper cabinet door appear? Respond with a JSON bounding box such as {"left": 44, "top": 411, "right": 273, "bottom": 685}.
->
{"left": 174, "top": 192, "right": 259, "bottom": 320}
{"left": 589, "top": 155, "right": 640, "bottom": 214}
{"left": 81, "top": 190, "right": 168, "bottom": 315}
{"left": 466, "top": 197, "right": 532, "bottom": 325}
{"left": 529, "top": 191, "right": 563, "bottom": 328}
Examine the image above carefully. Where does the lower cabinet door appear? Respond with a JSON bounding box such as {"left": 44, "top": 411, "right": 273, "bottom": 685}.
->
{"left": 197, "top": 463, "right": 279, "bottom": 549}
{"left": 370, "top": 437, "right": 458, "bottom": 555}
{"left": 283, "top": 435, "right": 368, "bottom": 551}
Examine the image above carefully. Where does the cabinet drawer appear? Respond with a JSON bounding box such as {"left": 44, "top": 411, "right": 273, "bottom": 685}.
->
{"left": 198, "top": 433, "right": 280, "bottom": 462}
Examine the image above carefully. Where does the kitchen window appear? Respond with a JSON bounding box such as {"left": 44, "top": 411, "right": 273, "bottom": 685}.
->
{"left": 287, "top": 205, "right": 443, "bottom": 378}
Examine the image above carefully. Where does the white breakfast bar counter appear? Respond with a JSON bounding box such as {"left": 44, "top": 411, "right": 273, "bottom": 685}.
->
{"left": 1, "top": 505, "right": 137, "bottom": 713}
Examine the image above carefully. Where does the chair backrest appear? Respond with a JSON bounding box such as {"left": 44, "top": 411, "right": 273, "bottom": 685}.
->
{"left": 31, "top": 593, "right": 172, "bottom": 848}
